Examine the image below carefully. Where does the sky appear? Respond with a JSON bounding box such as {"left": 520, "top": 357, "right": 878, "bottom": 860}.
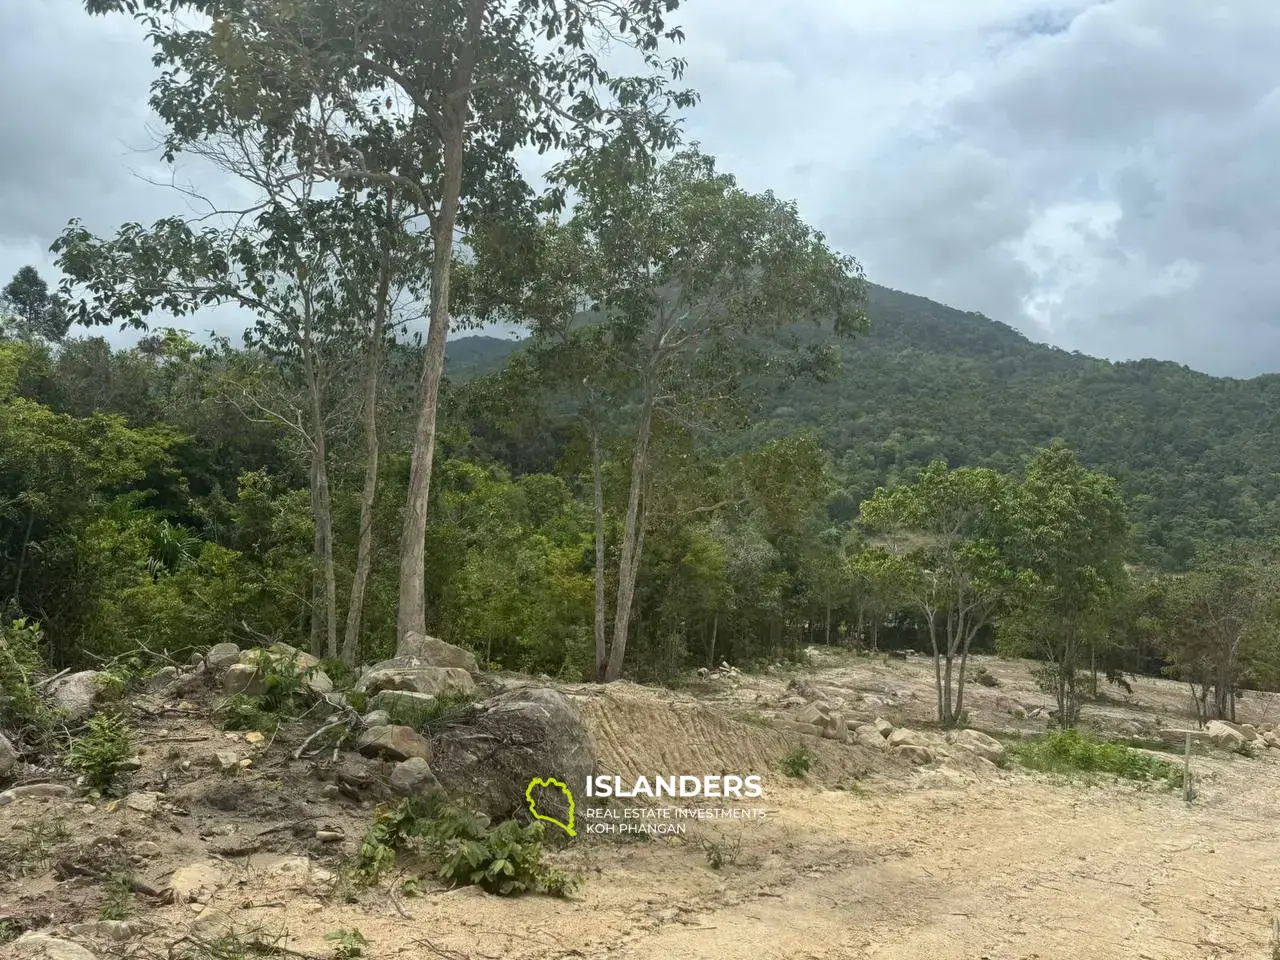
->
{"left": 2, "top": 0, "right": 1279, "bottom": 377}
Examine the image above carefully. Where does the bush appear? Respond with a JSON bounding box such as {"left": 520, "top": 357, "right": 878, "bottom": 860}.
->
{"left": 1010, "top": 729, "right": 1180, "bottom": 784}
{"left": 780, "top": 745, "right": 816, "bottom": 778}
{"left": 351, "top": 796, "right": 578, "bottom": 897}
{"left": 381, "top": 688, "right": 477, "bottom": 735}
{"left": 971, "top": 665, "right": 999, "bottom": 687}
{"left": 0, "top": 617, "right": 57, "bottom": 747}
{"left": 215, "top": 695, "right": 280, "bottom": 734}
{"left": 66, "top": 712, "right": 133, "bottom": 794}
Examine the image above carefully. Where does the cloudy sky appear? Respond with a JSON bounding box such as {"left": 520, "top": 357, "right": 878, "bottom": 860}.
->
{"left": 3, "top": 0, "right": 1278, "bottom": 377}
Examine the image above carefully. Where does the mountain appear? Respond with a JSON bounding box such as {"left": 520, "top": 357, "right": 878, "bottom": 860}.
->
{"left": 444, "top": 285, "right": 1280, "bottom": 569}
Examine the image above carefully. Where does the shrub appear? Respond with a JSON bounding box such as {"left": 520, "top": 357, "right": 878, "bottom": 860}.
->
{"left": 1010, "top": 729, "right": 1180, "bottom": 785}
{"left": 971, "top": 665, "right": 999, "bottom": 687}
{"left": 0, "top": 617, "right": 57, "bottom": 747}
{"left": 66, "top": 712, "right": 133, "bottom": 794}
{"left": 381, "top": 689, "right": 477, "bottom": 735}
{"left": 780, "top": 745, "right": 816, "bottom": 778}
{"left": 215, "top": 695, "right": 279, "bottom": 734}
{"left": 701, "top": 834, "right": 742, "bottom": 870}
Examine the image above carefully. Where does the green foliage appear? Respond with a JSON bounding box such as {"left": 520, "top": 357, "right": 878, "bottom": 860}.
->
{"left": 100, "top": 872, "right": 135, "bottom": 920}
{"left": 0, "top": 617, "right": 57, "bottom": 747}
{"left": 215, "top": 695, "right": 280, "bottom": 734}
{"left": 971, "top": 665, "right": 999, "bottom": 687}
{"left": 380, "top": 688, "right": 477, "bottom": 735}
{"left": 701, "top": 833, "right": 743, "bottom": 870}
{"left": 65, "top": 712, "right": 133, "bottom": 794}
{"left": 1010, "top": 730, "right": 1181, "bottom": 785}
{"left": 780, "top": 745, "right": 816, "bottom": 778}
{"left": 322, "top": 930, "right": 367, "bottom": 960}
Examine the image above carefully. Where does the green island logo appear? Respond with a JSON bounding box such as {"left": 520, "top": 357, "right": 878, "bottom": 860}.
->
{"left": 525, "top": 777, "right": 576, "bottom": 837}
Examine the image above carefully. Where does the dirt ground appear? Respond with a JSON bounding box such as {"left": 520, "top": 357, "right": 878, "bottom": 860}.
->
{"left": 5, "top": 650, "right": 1280, "bottom": 960}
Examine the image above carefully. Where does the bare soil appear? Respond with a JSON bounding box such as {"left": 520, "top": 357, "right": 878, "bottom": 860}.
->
{"left": 5, "top": 651, "right": 1280, "bottom": 960}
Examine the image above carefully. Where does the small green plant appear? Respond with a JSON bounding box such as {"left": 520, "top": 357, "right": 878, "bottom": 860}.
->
{"left": 0, "top": 919, "right": 20, "bottom": 946}
{"left": 323, "top": 930, "right": 368, "bottom": 960}
{"left": 0, "top": 617, "right": 57, "bottom": 747}
{"left": 381, "top": 688, "right": 477, "bottom": 735}
{"left": 701, "top": 834, "right": 742, "bottom": 870}
{"left": 100, "top": 872, "right": 134, "bottom": 920}
{"left": 215, "top": 695, "right": 280, "bottom": 734}
{"left": 10, "top": 813, "right": 70, "bottom": 872}
{"left": 971, "top": 665, "right": 999, "bottom": 687}
{"left": 1010, "top": 729, "right": 1181, "bottom": 785}
{"left": 66, "top": 712, "right": 134, "bottom": 794}
{"left": 780, "top": 745, "right": 816, "bottom": 778}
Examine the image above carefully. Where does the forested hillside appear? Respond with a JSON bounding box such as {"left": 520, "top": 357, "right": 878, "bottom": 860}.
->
{"left": 450, "top": 284, "right": 1280, "bottom": 569}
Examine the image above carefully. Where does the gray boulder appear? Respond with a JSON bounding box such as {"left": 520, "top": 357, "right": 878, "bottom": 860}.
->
{"left": 430, "top": 687, "right": 595, "bottom": 824}
{"left": 0, "top": 731, "right": 17, "bottom": 777}
{"left": 223, "top": 663, "right": 267, "bottom": 696}
{"left": 389, "top": 757, "right": 443, "bottom": 797}
{"left": 356, "top": 724, "right": 433, "bottom": 762}
{"left": 354, "top": 661, "right": 475, "bottom": 697}
{"left": 397, "top": 633, "right": 480, "bottom": 673}
{"left": 10, "top": 934, "right": 98, "bottom": 960}
{"left": 47, "top": 671, "right": 108, "bottom": 722}
{"left": 205, "top": 642, "right": 241, "bottom": 673}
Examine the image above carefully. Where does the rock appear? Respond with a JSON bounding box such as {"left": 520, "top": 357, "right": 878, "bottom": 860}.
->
{"left": 431, "top": 687, "right": 595, "bottom": 824}
{"left": 223, "top": 663, "right": 266, "bottom": 696}
{"left": 389, "top": 757, "right": 443, "bottom": 797}
{"left": 0, "top": 732, "right": 17, "bottom": 777}
{"left": 778, "top": 696, "right": 807, "bottom": 708}
{"left": 205, "top": 643, "right": 241, "bottom": 672}
{"left": 124, "top": 792, "right": 162, "bottom": 814}
{"left": 1205, "top": 719, "right": 1247, "bottom": 750}
{"left": 361, "top": 710, "right": 391, "bottom": 727}
{"left": 147, "top": 666, "right": 180, "bottom": 693}
{"left": 357, "top": 725, "right": 433, "bottom": 762}
{"left": 236, "top": 645, "right": 332, "bottom": 696}
{"left": 0, "top": 783, "right": 73, "bottom": 806}
{"left": 243, "top": 731, "right": 265, "bottom": 745}
{"left": 794, "top": 703, "right": 825, "bottom": 726}
{"left": 135, "top": 840, "right": 161, "bottom": 857}
{"left": 68, "top": 920, "right": 144, "bottom": 942}
{"left": 888, "top": 728, "right": 923, "bottom": 748}
{"left": 820, "top": 714, "right": 849, "bottom": 743}
{"left": 1264, "top": 730, "right": 1280, "bottom": 749}
{"left": 169, "top": 861, "right": 227, "bottom": 904}
{"left": 355, "top": 663, "right": 476, "bottom": 697}
{"left": 897, "top": 745, "right": 935, "bottom": 765}
{"left": 397, "top": 633, "right": 480, "bottom": 674}
{"left": 215, "top": 751, "right": 240, "bottom": 773}
{"left": 787, "top": 722, "right": 824, "bottom": 737}
{"left": 315, "top": 830, "right": 344, "bottom": 843}
{"left": 1239, "top": 723, "right": 1259, "bottom": 742}
{"left": 855, "top": 724, "right": 889, "bottom": 749}
{"left": 319, "top": 784, "right": 341, "bottom": 799}
{"left": 189, "top": 909, "right": 235, "bottom": 940}
{"left": 874, "top": 717, "right": 893, "bottom": 738}
{"left": 951, "top": 729, "right": 1006, "bottom": 765}
{"left": 187, "top": 652, "right": 206, "bottom": 668}
{"left": 9, "top": 934, "right": 98, "bottom": 960}
{"left": 46, "top": 671, "right": 107, "bottom": 723}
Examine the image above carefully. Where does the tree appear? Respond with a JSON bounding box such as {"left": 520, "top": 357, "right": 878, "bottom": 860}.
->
{"left": 2, "top": 267, "right": 71, "bottom": 342}
{"left": 998, "top": 443, "right": 1130, "bottom": 728}
{"left": 481, "top": 146, "right": 867, "bottom": 680}
{"left": 859, "top": 460, "right": 1018, "bottom": 726}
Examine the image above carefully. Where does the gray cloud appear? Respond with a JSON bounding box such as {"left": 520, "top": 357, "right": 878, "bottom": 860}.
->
{"left": 3, "top": 0, "right": 1279, "bottom": 375}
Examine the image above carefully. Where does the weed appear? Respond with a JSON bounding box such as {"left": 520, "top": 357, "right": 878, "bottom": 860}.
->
{"left": 780, "top": 745, "right": 816, "bottom": 778}
{"left": 380, "top": 689, "right": 477, "bottom": 735}
{"left": 0, "top": 920, "right": 20, "bottom": 946}
{"left": 971, "top": 665, "right": 999, "bottom": 687}
{"left": 65, "top": 712, "right": 133, "bottom": 794}
{"left": 9, "top": 813, "right": 70, "bottom": 872}
{"left": 215, "top": 695, "right": 280, "bottom": 734}
{"left": 323, "top": 930, "right": 368, "bottom": 960}
{"left": 701, "top": 834, "right": 742, "bottom": 870}
{"left": 0, "top": 617, "right": 57, "bottom": 747}
{"left": 1010, "top": 729, "right": 1181, "bottom": 785}
{"left": 100, "top": 872, "right": 134, "bottom": 920}
{"left": 181, "top": 927, "right": 287, "bottom": 960}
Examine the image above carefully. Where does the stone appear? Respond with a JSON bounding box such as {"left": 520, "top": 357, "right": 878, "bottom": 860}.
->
{"left": 896, "top": 745, "right": 935, "bottom": 765}
{"left": 223, "top": 663, "right": 266, "bottom": 696}
{"left": 147, "top": 666, "right": 180, "bottom": 693}
{"left": 189, "top": 909, "right": 235, "bottom": 940}
{"left": 354, "top": 663, "right": 476, "bottom": 697}
{"left": 67, "top": 921, "right": 144, "bottom": 942}
{"left": 361, "top": 710, "right": 391, "bottom": 728}
{"left": 794, "top": 703, "right": 825, "bottom": 726}
{"left": 1205, "top": 719, "right": 1246, "bottom": 750}
{"left": 244, "top": 731, "right": 265, "bottom": 745}
{"left": 188, "top": 652, "right": 206, "bottom": 668}
{"left": 389, "top": 756, "right": 443, "bottom": 797}
{"left": 315, "top": 830, "right": 344, "bottom": 843}
{"left": 369, "top": 689, "right": 440, "bottom": 718}
{"left": 0, "top": 731, "right": 17, "bottom": 777}
{"left": 820, "top": 714, "right": 849, "bottom": 743}
{"left": 46, "top": 671, "right": 108, "bottom": 723}
{"left": 1264, "top": 730, "right": 1280, "bottom": 749}
{"left": 396, "top": 633, "right": 480, "bottom": 674}
{"left": 874, "top": 717, "right": 893, "bottom": 738}
{"left": 951, "top": 729, "right": 1006, "bottom": 765}
{"left": 887, "top": 728, "right": 923, "bottom": 748}
{"left": 9, "top": 934, "right": 98, "bottom": 960}
{"left": 169, "top": 861, "right": 227, "bottom": 904}
{"left": 215, "top": 751, "right": 240, "bottom": 773}
{"left": 135, "top": 840, "right": 161, "bottom": 857}
{"left": 786, "top": 722, "right": 824, "bottom": 737}
{"left": 0, "top": 783, "right": 73, "bottom": 806}
{"left": 1239, "top": 723, "right": 1259, "bottom": 742}
{"left": 124, "top": 792, "right": 162, "bottom": 814}
{"left": 236, "top": 645, "right": 331, "bottom": 696}
{"left": 356, "top": 725, "right": 433, "bottom": 762}
{"left": 855, "top": 725, "right": 889, "bottom": 750}
{"left": 205, "top": 643, "right": 241, "bottom": 672}
{"left": 431, "top": 687, "right": 595, "bottom": 824}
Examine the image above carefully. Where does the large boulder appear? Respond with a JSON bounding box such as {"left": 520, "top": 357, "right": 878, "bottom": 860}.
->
{"left": 46, "top": 671, "right": 108, "bottom": 723}
{"left": 389, "top": 757, "right": 443, "bottom": 797}
{"left": 9, "top": 934, "right": 98, "bottom": 960}
{"left": 950, "top": 729, "right": 1006, "bottom": 765}
{"left": 0, "top": 732, "right": 17, "bottom": 778}
{"left": 354, "top": 661, "right": 476, "bottom": 697}
{"left": 430, "top": 687, "right": 595, "bottom": 824}
{"left": 239, "top": 643, "right": 333, "bottom": 695}
{"left": 223, "top": 663, "right": 267, "bottom": 697}
{"left": 205, "top": 642, "right": 241, "bottom": 673}
{"left": 397, "top": 633, "right": 480, "bottom": 674}
{"left": 357, "top": 725, "right": 433, "bottom": 762}
{"left": 1205, "top": 719, "right": 1247, "bottom": 750}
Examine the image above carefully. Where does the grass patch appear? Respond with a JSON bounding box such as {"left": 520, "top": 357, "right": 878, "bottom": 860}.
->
{"left": 1010, "top": 729, "right": 1181, "bottom": 785}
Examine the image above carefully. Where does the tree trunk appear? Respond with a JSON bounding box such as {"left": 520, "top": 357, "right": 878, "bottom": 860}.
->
{"left": 394, "top": 0, "right": 486, "bottom": 651}
{"left": 341, "top": 240, "right": 393, "bottom": 667}
{"left": 308, "top": 457, "right": 325, "bottom": 657}
{"left": 602, "top": 395, "right": 654, "bottom": 682}
{"left": 708, "top": 612, "right": 719, "bottom": 668}
{"left": 591, "top": 426, "right": 608, "bottom": 682}
{"left": 11, "top": 508, "right": 35, "bottom": 602}
{"left": 309, "top": 393, "right": 339, "bottom": 662}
